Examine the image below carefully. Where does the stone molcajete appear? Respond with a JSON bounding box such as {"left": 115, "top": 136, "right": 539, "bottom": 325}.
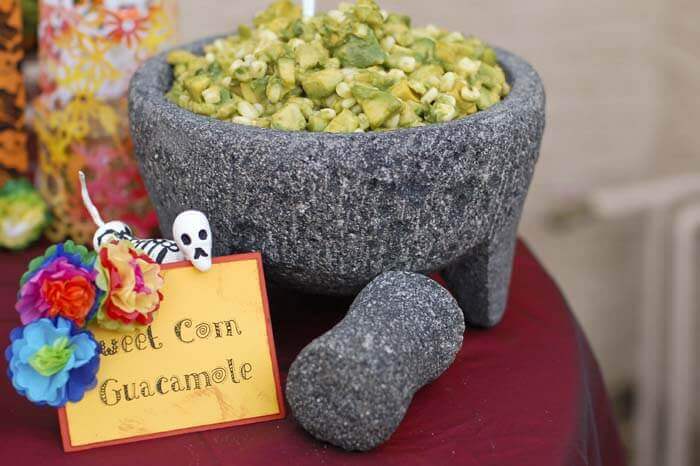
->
{"left": 129, "top": 37, "right": 545, "bottom": 450}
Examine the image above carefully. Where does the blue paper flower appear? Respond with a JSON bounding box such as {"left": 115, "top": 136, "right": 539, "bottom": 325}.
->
{"left": 4, "top": 317, "right": 100, "bottom": 407}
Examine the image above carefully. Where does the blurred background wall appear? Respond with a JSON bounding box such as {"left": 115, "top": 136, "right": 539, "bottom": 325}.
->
{"left": 176, "top": 0, "right": 700, "bottom": 461}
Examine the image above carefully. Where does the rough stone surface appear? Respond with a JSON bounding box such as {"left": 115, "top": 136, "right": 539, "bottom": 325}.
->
{"left": 129, "top": 37, "right": 545, "bottom": 325}
{"left": 441, "top": 209, "right": 520, "bottom": 327}
{"left": 285, "top": 271, "right": 465, "bottom": 451}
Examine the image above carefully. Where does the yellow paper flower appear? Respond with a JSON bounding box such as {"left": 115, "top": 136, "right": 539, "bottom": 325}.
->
{"left": 94, "top": 240, "right": 164, "bottom": 332}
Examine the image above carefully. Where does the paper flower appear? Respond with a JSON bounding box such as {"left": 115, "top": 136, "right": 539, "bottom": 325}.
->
{"left": 5, "top": 317, "right": 100, "bottom": 407}
{"left": 16, "top": 241, "right": 102, "bottom": 327}
{"left": 95, "top": 239, "right": 164, "bottom": 332}
{"left": 0, "top": 178, "right": 49, "bottom": 251}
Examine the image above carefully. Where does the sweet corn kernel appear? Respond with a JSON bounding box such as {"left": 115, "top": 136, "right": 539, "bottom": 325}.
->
{"left": 336, "top": 82, "right": 353, "bottom": 98}
{"left": 398, "top": 56, "right": 416, "bottom": 73}
{"left": 421, "top": 87, "right": 439, "bottom": 104}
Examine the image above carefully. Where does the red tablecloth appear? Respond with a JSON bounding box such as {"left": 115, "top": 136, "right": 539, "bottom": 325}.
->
{"left": 0, "top": 240, "right": 626, "bottom": 465}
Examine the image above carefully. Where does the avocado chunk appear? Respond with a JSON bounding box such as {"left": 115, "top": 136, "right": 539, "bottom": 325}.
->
{"left": 271, "top": 103, "right": 307, "bottom": 131}
{"left": 413, "top": 37, "right": 436, "bottom": 63}
{"left": 301, "top": 69, "right": 344, "bottom": 99}
{"left": 167, "top": 50, "right": 198, "bottom": 65}
{"left": 390, "top": 80, "right": 419, "bottom": 102}
{"left": 476, "top": 88, "right": 499, "bottom": 111}
{"left": 481, "top": 47, "right": 498, "bottom": 66}
{"left": 333, "top": 31, "right": 387, "bottom": 68}
{"left": 325, "top": 109, "right": 359, "bottom": 133}
{"left": 476, "top": 62, "right": 506, "bottom": 89}
{"left": 353, "top": 69, "right": 394, "bottom": 90}
{"left": 278, "top": 57, "right": 296, "bottom": 86}
{"left": 252, "top": 0, "right": 301, "bottom": 33}
{"left": 266, "top": 76, "right": 287, "bottom": 103}
{"left": 399, "top": 100, "right": 423, "bottom": 127}
{"left": 287, "top": 96, "right": 315, "bottom": 118}
{"left": 409, "top": 64, "right": 444, "bottom": 85}
{"left": 353, "top": 0, "right": 385, "bottom": 26}
{"left": 351, "top": 84, "right": 403, "bottom": 129}
{"left": 307, "top": 113, "right": 329, "bottom": 132}
{"left": 295, "top": 42, "right": 328, "bottom": 70}
{"left": 215, "top": 101, "right": 239, "bottom": 119}
{"left": 451, "top": 81, "right": 478, "bottom": 115}
{"left": 185, "top": 75, "right": 211, "bottom": 102}
{"left": 190, "top": 102, "right": 217, "bottom": 115}
{"left": 241, "top": 77, "right": 269, "bottom": 104}
{"left": 436, "top": 41, "right": 474, "bottom": 70}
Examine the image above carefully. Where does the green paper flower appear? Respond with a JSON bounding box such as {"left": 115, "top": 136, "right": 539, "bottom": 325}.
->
{"left": 0, "top": 178, "right": 49, "bottom": 251}
{"left": 29, "top": 336, "right": 74, "bottom": 377}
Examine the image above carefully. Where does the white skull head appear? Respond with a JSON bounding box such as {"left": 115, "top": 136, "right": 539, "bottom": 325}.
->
{"left": 93, "top": 220, "right": 133, "bottom": 251}
{"left": 172, "top": 210, "right": 212, "bottom": 272}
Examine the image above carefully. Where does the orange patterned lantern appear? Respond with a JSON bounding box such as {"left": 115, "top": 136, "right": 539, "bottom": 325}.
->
{"left": 0, "top": 0, "right": 29, "bottom": 184}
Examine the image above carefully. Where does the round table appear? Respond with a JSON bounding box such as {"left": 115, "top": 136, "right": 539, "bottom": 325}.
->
{"left": 0, "top": 240, "right": 626, "bottom": 465}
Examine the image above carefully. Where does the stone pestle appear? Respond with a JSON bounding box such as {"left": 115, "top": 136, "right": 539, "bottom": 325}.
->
{"left": 285, "top": 271, "right": 465, "bottom": 451}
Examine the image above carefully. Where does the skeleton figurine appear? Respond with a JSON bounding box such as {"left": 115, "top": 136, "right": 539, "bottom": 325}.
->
{"left": 78, "top": 171, "right": 212, "bottom": 271}
{"left": 172, "top": 210, "right": 212, "bottom": 272}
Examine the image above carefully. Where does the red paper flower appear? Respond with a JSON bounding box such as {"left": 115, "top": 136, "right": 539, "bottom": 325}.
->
{"left": 41, "top": 275, "right": 97, "bottom": 325}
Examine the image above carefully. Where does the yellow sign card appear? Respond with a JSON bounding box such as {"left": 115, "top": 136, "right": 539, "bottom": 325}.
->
{"left": 58, "top": 253, "right": 285, "bottom": 451}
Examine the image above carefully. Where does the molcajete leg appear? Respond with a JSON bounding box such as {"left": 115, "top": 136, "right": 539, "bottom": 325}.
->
{"left": 286, "top": 271, "right": 464, "bottom": 451}
{"left": 442, "top": 216, "right": 519, "bottom": 328}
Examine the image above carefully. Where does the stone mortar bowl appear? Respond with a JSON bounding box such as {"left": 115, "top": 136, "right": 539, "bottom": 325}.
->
{"left": 129, "top": 37, "right": 545, "bottom": 327}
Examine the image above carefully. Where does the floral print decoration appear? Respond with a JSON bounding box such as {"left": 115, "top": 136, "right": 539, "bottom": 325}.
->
{"left": 34, "top": 0, "right": 176, "bottom": 244}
